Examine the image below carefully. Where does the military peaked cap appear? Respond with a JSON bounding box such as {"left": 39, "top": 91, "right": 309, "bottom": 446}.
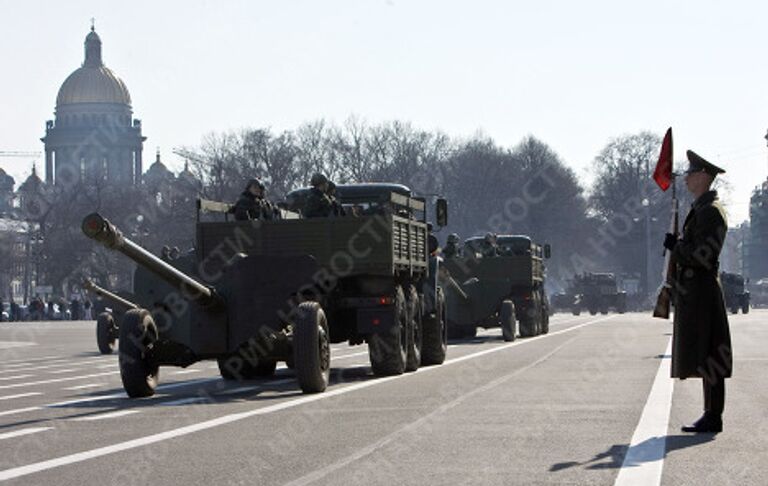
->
{"left": 686, "top": 150, "right": 725, "bottom": 176}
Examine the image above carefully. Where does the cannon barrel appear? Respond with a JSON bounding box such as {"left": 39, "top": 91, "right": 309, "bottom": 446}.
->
{"left": 83, "top": 279, "right": 138, "bottom": 311}
{"left": 82, "top": 213, "right": 219, "bottom": 306}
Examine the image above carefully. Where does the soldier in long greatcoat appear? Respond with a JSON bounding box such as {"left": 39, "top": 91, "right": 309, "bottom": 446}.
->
{"left": 664, "top": 150, "right": 732, "bottom": 433}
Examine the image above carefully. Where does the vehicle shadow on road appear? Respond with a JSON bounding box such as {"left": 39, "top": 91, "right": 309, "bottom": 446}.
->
{"left": 549, "top": 434, "right": 715, "bottom": 471}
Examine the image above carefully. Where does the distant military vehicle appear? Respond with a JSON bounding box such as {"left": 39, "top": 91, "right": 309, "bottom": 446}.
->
{"left": 751, "top": 278, "right": 768, "bottom": 308}
{"left": 82, "top": 183, "right": 448, "bottom": 398}
{"left": 83, "top": 279, "right": 137, "bottom": 355}
{"left": 721, "top": 272, "right": 750, "bottom": 314}
{"left": 572, "top": 272, "right": 626, "bottom": 315}
{"left": 442, "top": 235, "right": 550, "bottom": 340}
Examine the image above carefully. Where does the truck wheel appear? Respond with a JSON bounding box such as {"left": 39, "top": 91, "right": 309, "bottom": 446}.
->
{"left": 405, "top": 286, "right": 422, "bottom": 372}
{"left": 730, "top": 306, "right": 739, "bottom": 315}
{"left": 293, "top": 301, "right": 330, "bottom": 393}
{"left": 572, "top": 307, "right": 581, "bottom": 316}
{"left": 742, "top": 302, "right": 750, "bottom": 314}
{"left": 96, "top": 312, "right": 117, "bottom": 354}
{"left": 421, "top": 287, "right": 447, "bottom": 366}
{"left": 600, "top": 308, "right": 609, "bottom": 315}
{"left": 118, "top": 309, "right": 159, "bottom": 398}
{"left": 540, "top": 305, "right": 550, "bottom": 335}
{"left": 369, "top": 286, "right": 407, "bottom": 376}
{"left": 500, "top": 300, "right": 516, "bottom": 342}
{"left": 589, "top": 308, "right": 597, "bottom": 316}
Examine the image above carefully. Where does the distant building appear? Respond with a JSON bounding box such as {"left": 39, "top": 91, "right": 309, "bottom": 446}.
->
{"left": 746, "top": 178, "right": 768, "bottom": 280}
{"left": 41, "top": 26, "right": 146, "bottom": 186}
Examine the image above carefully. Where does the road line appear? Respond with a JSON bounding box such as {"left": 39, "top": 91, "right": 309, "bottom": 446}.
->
{"left": 0, "top": 375, "right": 33, "bottom": 381}
{"left": 49, "top": 369, "right": 77, "bottom": 374}
{"left": 0, "top": 355, "right": 61, "bottom": 365}
{"left": 0, "top": 427, "right": 53, "bottom": 441}
{"left": 613, "top": 338, "right": 673, "bottom": 486}
{"left": 0, "top": 357, "right": 112, "bottom": 374}
{"left": 72, "top": 410, "right": 139, "bottom": 421}
{"left": 0, "top": 315, "right": 613, "bottom": 482}
{"left": 171, "top": 369, "right": 202, "bottom": 375}
{"left": 0, "top": 371, "right": 118, "bottom": 391}
{"left": 0, "top": 342, "right": 36, "bottom": 350}
{"left": 63, "top": 384, "right": 102, "bottom": 391}
{"left": 0, "top": 392, "right": 42, "bottom": 401}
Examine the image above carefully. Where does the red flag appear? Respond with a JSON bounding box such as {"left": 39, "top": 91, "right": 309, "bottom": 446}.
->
{"left": 653, "top": 127, "right": 673, "bottom": 191}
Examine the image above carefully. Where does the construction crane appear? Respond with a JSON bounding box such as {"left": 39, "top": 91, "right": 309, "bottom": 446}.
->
{"left": 0, "top": 151, "right": 42, "bottom": 158}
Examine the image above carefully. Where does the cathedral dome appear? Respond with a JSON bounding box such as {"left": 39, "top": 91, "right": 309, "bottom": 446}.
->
{"left": 55, "top": 27, "right": 131, "bottom": 107}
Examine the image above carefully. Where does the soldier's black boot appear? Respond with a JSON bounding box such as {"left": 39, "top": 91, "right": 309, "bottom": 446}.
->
{"left": 681, "top": 413, "right": 722, "bottom": 433}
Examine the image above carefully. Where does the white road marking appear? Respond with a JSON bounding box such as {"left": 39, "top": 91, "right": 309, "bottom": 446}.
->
{"left": 0, "top": 374, "right": 33, "bottom": 381}
{"left": 72, "top": 410, "right": 139, "bottom": 421}
{"left": 0, "top": 392, "right": 42, "bottom": 401}
{"left": 0, "top": 341, "right": 36, "bottom": 350}
{"left": 0, "top": 357, "right": 113, "bottom": 374}
{"left": 49, "top": 369, "right": 77, "bottom": 374}
{"left": 0, "top": 316, "right": 614, "bottom": 482}
{"left": 171, "top": 369, "right": 202, "bottom": 375}
{"left": 63, "top": 384, "right": 102, "bottom": 391}
{"left": 613, "top": 338, "right": 674, "bottom": 486}
{"left": 0, "top": 355, "right": 61, "bottom": 365}
{"left": 217, "top": 385, "right": 261, "bottom": 395}
{"left": 0, "top": 371, "right": 118, "bottom": 391}
{"left": 0, "top": 427, "right": 53, "bottom": 441}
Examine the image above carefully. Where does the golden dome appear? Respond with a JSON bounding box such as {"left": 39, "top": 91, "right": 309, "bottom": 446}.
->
{"left": 56, "top": 28, "right": 132, "bottom": 107}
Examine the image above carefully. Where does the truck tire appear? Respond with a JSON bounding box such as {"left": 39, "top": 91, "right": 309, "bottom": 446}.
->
{"left": 118, "top": 309, "right": 159, "bottom": 398}
{"left": 730, "top": 306, "right": 739, "bottom": 315}
{"left": 742, "top": 301, "right": 750, "bottom": 314}
{"left": 96, "top": 312, "right": 117, "bottom": 354}
{"left": 405, "top": 286, "right": 422, "bottom": 372}
{"left": 572, "top": 307, "right": 581, "bottom": 316}
{"left": 293, "top": 301, "right": 330, "bottom": 393}
{"left": 589, "top": 308, "right": 597, "bottom": 316}
{"left": 500, "top": 300, "right": 516, "bottom": 342}
{"left": 421, "top": 287, "right": 447, "bottom": 366}
{"left": 369, "top": 286, "right": 407, "bottom": 376}
{"left": 540, "top": 305, "right": 550, "bottom": 335}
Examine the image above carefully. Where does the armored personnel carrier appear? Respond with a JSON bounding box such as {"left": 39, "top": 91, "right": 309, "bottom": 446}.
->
{"left": 442, "top": 235, "right": 550, "bottom": 340}
{"left": 721, "top": 272, "right": 750, "bottom": 314}
{"left": 82, "top": 183, "right": 448, "bottom": 397}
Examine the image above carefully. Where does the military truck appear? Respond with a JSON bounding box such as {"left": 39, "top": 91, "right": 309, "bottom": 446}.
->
{"left": 82, "top": 183, "right": 448, "bottom": 398}
{"left": 751, "top": 278, "right": 768, "bottom": 308}
{"left": 441, "top": 235, "right": 550, "bottom": 340}
{"left": 571, "top": 272, "right": 626, "bottom": 315}
{"left": 721, "top": 272, "right": 750, "bottom": 314}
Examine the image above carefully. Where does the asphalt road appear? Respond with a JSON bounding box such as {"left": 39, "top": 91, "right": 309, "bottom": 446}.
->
{"left": 0, "top": 310, "right": 765, "bottom": 485}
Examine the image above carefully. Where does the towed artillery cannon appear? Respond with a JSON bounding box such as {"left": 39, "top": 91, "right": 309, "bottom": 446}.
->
{"left": 82, "top": 212, "right": 330, "bottom": 397}
{"left": 83, "top": 278, "right": 137, "bottom": 354}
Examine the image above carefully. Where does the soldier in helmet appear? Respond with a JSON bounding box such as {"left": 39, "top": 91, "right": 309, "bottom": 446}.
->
{"left": 481, "top": 232, "right": 499, "bottom": 257}
{"left": 443, "top": 233, "right": 461, "bottom": 257}
{"left": 233, "top": 178, "right": 277, "bottom": 221}
{"left": 304, "top": 173, "right": 333, "bottom": 218}
{"left": 327, "top": 181, "right": 346, "bottom": 217}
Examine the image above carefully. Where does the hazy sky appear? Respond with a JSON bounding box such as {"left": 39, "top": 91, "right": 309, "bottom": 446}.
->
{"left": 1, "top": 0, "right": 766, "bottom": 223}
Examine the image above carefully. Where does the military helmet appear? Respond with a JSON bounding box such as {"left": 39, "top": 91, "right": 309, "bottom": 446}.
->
{"left": 310, "top": 173, "right": 328, "bottom": 187}
{"left": 447, "top": 233, "right": 460, "bottom": 244}
{"left": 246, "top": 178, "right": 265, "bottom": 190}
{"left": 484, "top": 232, "right": 496, "bottom": 243}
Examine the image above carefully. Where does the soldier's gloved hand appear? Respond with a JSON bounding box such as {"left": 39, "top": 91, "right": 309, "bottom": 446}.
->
{"left": 663, "top": 233, "right": 678, "bottom": 251}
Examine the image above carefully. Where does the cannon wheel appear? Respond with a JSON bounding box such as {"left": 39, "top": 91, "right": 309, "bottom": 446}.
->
{"left": 293, "top": 301, "right": 330, "bottom": 393}
{"left": 421, "top": 287, "right": 447, "bottom": 366}
{"left": 500, "top": 300, "right": 516, "bottom": 342}
{"left": 96, "top": 312, "right": 117, "bottom": 354}
{"left": 405, "top": 285, "right": 422, "bottom": 372}
{"left": 369, "top": 286, "right": 407, "bottom": 376}
{"left": 119, "top": 309, "right": 159, "bottom": 398}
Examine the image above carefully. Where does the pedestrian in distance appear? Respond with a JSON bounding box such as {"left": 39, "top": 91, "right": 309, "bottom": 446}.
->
{"left": 663, "top": 150, "right": 732, "bottom": 434}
